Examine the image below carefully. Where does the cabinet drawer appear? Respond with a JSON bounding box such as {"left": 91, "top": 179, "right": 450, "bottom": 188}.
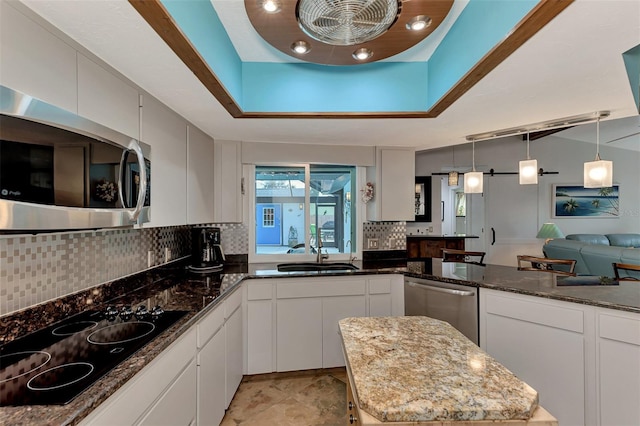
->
{"left": 198, "top": 304, "right": 224, "bottom": 348}
{"left": 81, "top": 328, "right": 196, "bottom": 426}
{"left": 368, "top": 278, "right": 391, "bottom": 294}
{"left": 247, "top": 282, "right": 273, "bottom": 300}
{"left": 599, "top": 312, "right": 640, "bottom": 345}
{"left": 277, "top": 278, "right": 366, "bottom": 299}
{"left": 485, "top": 292, "right": 584, "bottom": 333}
{"left": 224, "top": 287, "right": 242, "bottom": 319}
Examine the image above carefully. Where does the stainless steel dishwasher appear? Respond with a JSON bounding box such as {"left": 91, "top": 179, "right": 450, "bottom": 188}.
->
{"left": 404, "top": 277, "right": 479, "bottom": 345}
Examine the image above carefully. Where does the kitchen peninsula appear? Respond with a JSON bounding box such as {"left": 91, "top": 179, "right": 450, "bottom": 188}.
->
{"left": 339, "top": 316, "right": 557, "bottom": 425}
{"left": 406, "top": 235, "right": 479, "bottom": 273}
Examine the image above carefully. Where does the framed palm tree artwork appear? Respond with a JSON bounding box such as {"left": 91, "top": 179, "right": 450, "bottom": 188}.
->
{"left": 552, "top": 184, "right": 620, "bottom": 218}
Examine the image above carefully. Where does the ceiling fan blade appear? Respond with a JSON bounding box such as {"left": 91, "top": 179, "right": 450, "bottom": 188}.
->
{"left": 312, "top": 16, "right": 341, "bottom": 27}
{"left": 605, "top": 130, "right": 640, "bottom": 144}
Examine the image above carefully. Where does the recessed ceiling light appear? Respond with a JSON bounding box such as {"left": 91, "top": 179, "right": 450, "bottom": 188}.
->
{"left": 291, "top": 40, "right": 311, "bottom": 54}
{"left": 406, "top": 15, "right": 432, "bottom": 31}
{"left": 262, "top": 0, "right": 279, "bottom": 13}
{"left": 352, "top": 48, "right": 373, "bottom": 61}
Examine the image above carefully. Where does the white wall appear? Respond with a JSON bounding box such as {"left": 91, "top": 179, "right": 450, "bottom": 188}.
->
{"left": 415, "top": 134, "right": 640, "bottom": 264}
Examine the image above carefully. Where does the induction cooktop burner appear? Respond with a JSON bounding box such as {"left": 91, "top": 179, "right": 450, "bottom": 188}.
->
{"left": 0, "top": 308, "right": 187, "bottom": 406}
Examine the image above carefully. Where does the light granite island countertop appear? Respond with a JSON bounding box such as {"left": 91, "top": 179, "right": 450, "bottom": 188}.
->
{"left": 339, "top": 316, "right": 558, "bottom": 425}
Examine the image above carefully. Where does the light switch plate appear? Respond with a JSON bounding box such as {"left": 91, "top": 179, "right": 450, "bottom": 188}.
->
{"left": 367, "top": 238, "right": 379, "bottom": 249}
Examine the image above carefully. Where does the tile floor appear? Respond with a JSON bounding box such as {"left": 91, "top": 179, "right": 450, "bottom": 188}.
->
{"left": 221, "top": 368, "right": 348, "bottom": 425}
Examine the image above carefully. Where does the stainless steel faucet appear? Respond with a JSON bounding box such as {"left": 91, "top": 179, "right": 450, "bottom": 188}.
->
{"left": 316, "top": 227, "right": 329, "bottom": 263}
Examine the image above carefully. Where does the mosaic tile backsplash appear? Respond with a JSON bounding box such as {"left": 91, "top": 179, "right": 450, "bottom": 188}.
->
{"left": 363, "top": 221, "right": 407, "bottom": 250}
{"left": 0, "top": 223, "right": 249, "bottom": 317}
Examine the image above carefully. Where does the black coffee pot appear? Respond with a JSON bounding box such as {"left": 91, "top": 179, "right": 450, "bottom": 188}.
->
{"left": 191, "top": 227, "right": 225, "bottom": 271}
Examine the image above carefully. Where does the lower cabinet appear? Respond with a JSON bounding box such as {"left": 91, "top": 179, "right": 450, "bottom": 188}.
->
{"left": 245, "top": 275, "right": 404, "bottom": 374}
{"left": 597, "top": 308, "right": 640, "bottom": 426}
{"left": 277, "top": 297, "right": 324, "bottom": 371}
{"left": 197, "top": 326, "right": 226, "bottom": 426}
{"left": 323, "top": 296, "right": 366, "bottom": 368}
{"left": 479, "top": 289, "right": 591, "bottom": 426}
{"left": 481, "top": 289, "right": 640, "bottom": 426}
{"left": 225, "top": 304, "right": 243, "bottom": 408}
{"left": 138, "top": 359, "right": 197, "bottom": 426}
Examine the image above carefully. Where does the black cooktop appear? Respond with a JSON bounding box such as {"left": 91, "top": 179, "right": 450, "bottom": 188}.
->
{"left": 0, "top": 308, "right": 187, "bottom": 406}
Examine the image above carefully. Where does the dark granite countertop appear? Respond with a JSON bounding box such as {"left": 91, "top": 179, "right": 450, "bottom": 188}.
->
{"left": 406, "top": 234, "right": 479, "bottom": 239}
{"left": 406, "top": 263, "right": 640, "bottom": 314}
{"left": 2, "top": 259, "right": 638, "bottom": 425}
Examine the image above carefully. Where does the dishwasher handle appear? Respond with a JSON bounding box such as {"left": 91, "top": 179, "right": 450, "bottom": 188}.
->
{"left": 407, "top": 281, "right": 475, "bottom": 297}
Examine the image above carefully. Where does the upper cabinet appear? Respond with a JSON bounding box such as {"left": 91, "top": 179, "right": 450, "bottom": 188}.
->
{"left": 213, "top": 140, "right": 243, "bottom": 223}
{"left": 77, "top": 54, "right": 140, "bottom": 139}
{"left": 187, "top": 125, "right": 215, "bottom": 225}
{"left": 0, "top": 2, "right": 77, "bottom": 113}
{"left": 367, "top": 147, "right": 415, "bottom": 221}
{"left": 141, "top": 95, "right": 187, "bottom": 227}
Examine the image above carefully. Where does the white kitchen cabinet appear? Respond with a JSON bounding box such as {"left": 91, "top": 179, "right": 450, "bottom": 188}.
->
{"left": 246, "top": 275, "right": 401, "bottom": 373}
{"left": 197, "top": 324, "right": 226, "bottom": 426}
{"left": 79, "top": 328, "right": 197, "bottom": 426}
{"left": 140, "top": 95, "right": 187, "bottom": 228}
{"left": 276, "top": 297, "right": 323, "bottom": 371}
{"left": 367, "top": 147, "right": 415, "bottom": 221}
{"left": 323, "top": 295, "right": 366, "bottom": 368}
{"left": 368, "top": 277, "right": 392, "bottom": 317}
{"left": 597, "top": 308, "right": 640, "bottom": 426}
{"left": 479, "top": 289, "right": 593, "bottom": 426}
{"left": 77, "top": 53, "right": 139, "bottom": 139}
{"left": 0, "top": 2, "right": 77, "bottom": 113}
{"left": 187, "top": 124, "right": 215, "bottom": 225}
{"left": 245, "top": 280, "right": 275, "bottom": 374}
{"left": 213, "top": 140, "right": 243, "bottom": 223}
{"left": 224, "top": 289, "right": 243, "bottom": 408}
{"left": 138, "top": 359, "right": 197, "bottom": 426}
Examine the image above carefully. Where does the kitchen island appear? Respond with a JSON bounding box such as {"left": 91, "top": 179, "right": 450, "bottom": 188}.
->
{"left": 339, "top": 316, "right": 557, "bottom": 425}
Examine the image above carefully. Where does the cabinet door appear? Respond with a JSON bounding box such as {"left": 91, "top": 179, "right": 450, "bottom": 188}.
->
{"left": 369, "top": 294, "right": 392, "bottom": 317}
{"left": 371, "top": 148, "right": 415, "bottom": 221}
{"left": 598, "top": 309, "right": 640, "bottom": 426}
{"left": 225, "top": 306, "right": 243, "bottom": 408}
{"left": 77, "top": 53, "right": 139, "bottom": 138}
{"left": 187, "top": 124, "right": 214, "bottom": 225}
{"left": 213, "top": 140, "right": 242, "bottom": 223}
{"left": 276, "top": 298, "right": 322, "bottom": 371}
{"left": 198, "top": 327, "right": 226, "bottom": 426}
{"left": 140, "top": 95, "right": 187, "bottom": 227}
{"left": 323, "top": 295, "right": 366, "bottom": 368}
{"left": 247, "top": 299, "right": 273, "bottom": 374}
{"left": 0, "top": 2, "right": 77, "bottom": 113}
{"left": 480, "top": 289, "right": 588, "bottom": 426}
{"left": 138, "top": 359, "right": 197, "bottom": 426}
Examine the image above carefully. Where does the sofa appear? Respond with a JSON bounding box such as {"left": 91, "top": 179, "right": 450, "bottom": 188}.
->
{"left": 543, "top": 233, "right": 640, "bottom": 278}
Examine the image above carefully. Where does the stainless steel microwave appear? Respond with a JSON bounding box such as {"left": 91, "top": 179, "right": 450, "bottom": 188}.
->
{"left": 0, "top": 85, "right": 150, "bottom": 231}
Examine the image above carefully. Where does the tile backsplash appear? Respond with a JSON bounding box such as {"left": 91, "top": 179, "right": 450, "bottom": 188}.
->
{"left": 363, "top": 221, "right": 407, "bottom": 250}
{"left": 0, "top": 223, "right": 249, "bottom": 317}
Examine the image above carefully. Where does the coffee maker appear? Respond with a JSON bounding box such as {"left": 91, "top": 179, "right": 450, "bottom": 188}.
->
{"left": 190, "top": 227, "right": 225, "bottom": 272}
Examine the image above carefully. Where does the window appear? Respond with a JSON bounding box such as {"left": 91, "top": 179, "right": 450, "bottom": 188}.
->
{"left": 262, "top": 207, "right": 275, "bottom": 227}
{"left": 254, "top": 165, "right": 356, "bottom": 257}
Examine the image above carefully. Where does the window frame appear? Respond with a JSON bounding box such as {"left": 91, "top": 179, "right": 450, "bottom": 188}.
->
{"left": 246, "top": 163, "right": 365, "bottom": 264}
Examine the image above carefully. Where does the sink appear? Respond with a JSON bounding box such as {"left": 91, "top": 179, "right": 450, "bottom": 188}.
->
{"left": 276, "top": 262, "right": 359, "bottom": 272}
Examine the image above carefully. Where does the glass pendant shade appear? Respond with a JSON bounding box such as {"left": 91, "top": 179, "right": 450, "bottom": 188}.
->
{"left": 519, "top": 159, "right": 538, "bottom": 184}
{"left": 584, "top": 156, "right": 613, "bottom": 188}
{"left": 464, "top": 171, "right": 483, "bottom": 193}
{"left": 448, "top": 171, "right": 459, "bottom": 186}
{"left": 583, "top": 117, "right": 612, "bottom": 188}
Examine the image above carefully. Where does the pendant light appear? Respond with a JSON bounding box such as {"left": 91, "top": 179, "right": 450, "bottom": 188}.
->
{"left": 584, "top": 117, "right": 612, "bottom": 188}
{"left": 519, "top": 132, "right": 538, "bottom": 185}
{"left": 464, "top": 141, "right": 483, "bottom": 193}
{"left": 448, "top": 146, "right": 459, "bottom": 186}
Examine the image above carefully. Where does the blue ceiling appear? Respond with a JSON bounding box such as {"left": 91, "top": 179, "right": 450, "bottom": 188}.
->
{"left": 161, "top": 0, "right": 538, "bottom": 114}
